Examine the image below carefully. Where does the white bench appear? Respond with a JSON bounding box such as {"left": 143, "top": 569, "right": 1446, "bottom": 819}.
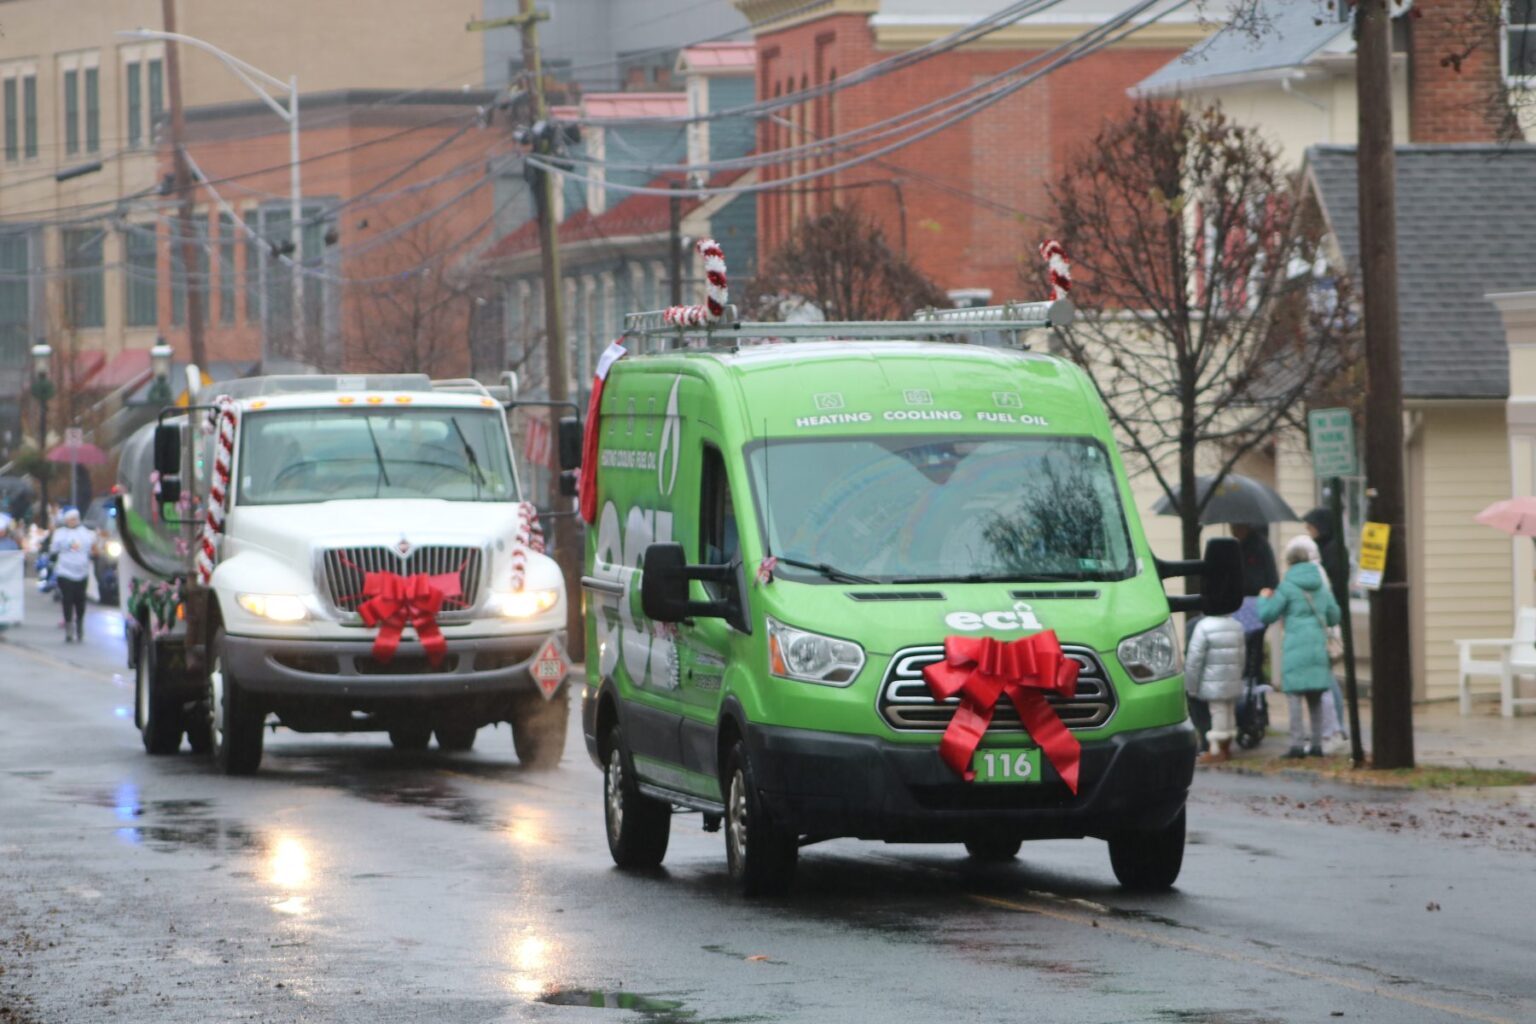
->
{"left": 1455, "top": 607, "right": 1536, "bottom": 717}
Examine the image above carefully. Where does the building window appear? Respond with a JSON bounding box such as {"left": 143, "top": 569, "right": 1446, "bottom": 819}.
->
{"left": 85, "top": 67, "right": 99, "bottom": 153}
{"left": 4, "top": 79, "right": 16, "bottom": 162}
{"left": 22, "top": 74, "right": 36, "bottom": 159}
{"left": 1506, "top": 0, "right": 1536, "bottom": 82}
{"left": 219, "top": 213, "right": 237, "bottom": 324}
{"left": 125, "top": 225, "right": 157, "bottom": 327}
{"left": 0, "top": 231, "right": 31, "bottom": 368}
{"left": 243, "top": 209, "right": 260, "bottom": 324}
{"left": 148, "top": 58, "right": 163, "bottom": 142}
{"left": 126, "top": 62, "right": 141, "bottom": 149}
{"left": 62, "top": 228, "right": 104, "bottom": 329}
{"left": 63, "top": 68, "right": 78, "bottom": 156}
{"left": 171, "top": 218, "right": 210, "bottom": 328}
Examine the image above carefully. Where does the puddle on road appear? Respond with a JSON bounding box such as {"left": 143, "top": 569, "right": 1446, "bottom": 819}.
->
{"left": 541, "top": 990, "right": 690, "bottom": 1019}
{"left": 55, "top": 784, "right": 263, "bottom": 854}
{"left": 1154, "top": 1011, "right": 1286, "bottom": 1024}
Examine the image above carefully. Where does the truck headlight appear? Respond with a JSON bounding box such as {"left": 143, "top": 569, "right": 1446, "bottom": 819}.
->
{"left": 766, "top": 616, "right": 864, "bottom": 686}
{"left": 236, "top": 593, "right": 308, "bottom": 623}
{"left": 1117, "top": 619, "right": 1182, "bottom": 682}
{"left": 489, "top": 588, "right": 559, "bottom": 618}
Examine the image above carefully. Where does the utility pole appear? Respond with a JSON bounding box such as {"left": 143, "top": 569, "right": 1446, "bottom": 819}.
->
{"left": 668, "top": 181, "right": 683, "bottom": 305}
{"left": 161, "top": 0, "right": 208, "bottom": 371}
{"left": 1355, "top": 0, "right": 1413, "bottom": 768}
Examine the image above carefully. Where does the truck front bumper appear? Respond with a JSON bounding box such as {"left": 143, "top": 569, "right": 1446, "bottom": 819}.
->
{"left": 222, "top": 631, "right": 563, "bottom": 699}
{"left": 744, "top": 720, "right": 1197, "bottom": 843}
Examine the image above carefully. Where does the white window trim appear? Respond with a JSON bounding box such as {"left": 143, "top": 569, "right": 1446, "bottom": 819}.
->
{"left": 1501, "top": 1, "right": 1536, "bottom": 87}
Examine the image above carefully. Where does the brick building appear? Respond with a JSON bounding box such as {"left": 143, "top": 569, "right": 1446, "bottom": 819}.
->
{"left": 739, "top": 0, "right": 1212, "bottom": 305}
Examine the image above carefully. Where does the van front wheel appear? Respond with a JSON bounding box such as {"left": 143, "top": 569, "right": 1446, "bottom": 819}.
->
{"left": 723, "top": 740, "right": 797, "bottom": 897}
{"left": 1107, "top": 808, "right": 1185, "bottom": 891}
{"left": 603, "top": 725, "right": 670, "bottom": 868}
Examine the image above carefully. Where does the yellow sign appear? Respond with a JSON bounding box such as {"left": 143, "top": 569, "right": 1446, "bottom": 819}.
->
{"left": 1358, "top": 521, "right": 1390, "bottom": 590}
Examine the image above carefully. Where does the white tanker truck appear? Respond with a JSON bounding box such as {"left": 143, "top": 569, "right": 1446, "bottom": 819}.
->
{"left": 116, "top": 371, "right": 579, "bottom": 775}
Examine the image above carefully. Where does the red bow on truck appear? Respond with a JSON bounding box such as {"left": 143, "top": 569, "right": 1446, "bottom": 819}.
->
{"left": 357, "top": 571, "right": 461, "bottom": 668}
{"left": 921, "top": 632, "right": 1082, "bottom": 793}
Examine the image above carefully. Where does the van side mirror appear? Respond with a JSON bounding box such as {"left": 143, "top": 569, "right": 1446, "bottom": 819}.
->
{"left": 153, "top": 423, "right": 182, "bottom": 504}
{"left": 1156, "top": 536, "right": 1244, "bottom": 615}
{"left": 640, "top": 542, "right": 751, "bottom": 634}
{"left": 557, "top": 416, "right": 583, "bottom": 471}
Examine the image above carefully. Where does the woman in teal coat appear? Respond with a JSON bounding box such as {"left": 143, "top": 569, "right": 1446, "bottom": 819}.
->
{"left": 1258, "top": 536, "right": 1341, "bottom": 758}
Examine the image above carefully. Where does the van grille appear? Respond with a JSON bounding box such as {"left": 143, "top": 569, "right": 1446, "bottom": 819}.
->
{"left": 877, "top": 644, "right": 1116, "bottom": 732}
{"left": 318, "top": 545, "right": 484, "bottom": 621}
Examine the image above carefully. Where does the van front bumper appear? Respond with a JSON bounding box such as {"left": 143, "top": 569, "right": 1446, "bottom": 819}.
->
{"left": 222, "top": 631, "right": 563, "bottom": 699}
{"left": 744, "top": 720, "right": 1197, "bottom": 843}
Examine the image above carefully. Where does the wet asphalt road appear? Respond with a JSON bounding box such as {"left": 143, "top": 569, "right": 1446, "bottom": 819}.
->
{"left": 3, "top": 609, "right": 1536, "bottom": 1024}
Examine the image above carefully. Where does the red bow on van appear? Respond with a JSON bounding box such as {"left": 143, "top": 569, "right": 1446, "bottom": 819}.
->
{"left": 358, "top": 570, "right": 461, "bottom": 668}
{"left": 921, "top": 632, "right": 1082, "bottom": 793}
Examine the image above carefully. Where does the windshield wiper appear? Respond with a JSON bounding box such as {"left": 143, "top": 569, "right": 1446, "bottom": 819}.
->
{"left": 362, "top": 416, "right": 392, "bottom": 495}
{"left": 901, "top": 572, "right": 1096, "bottom": 584}
{"left": 450, "top": 417, "right": 485, "bottom": 498}
{"left": 771, "top": 555, "right": 880, "bottom": 585}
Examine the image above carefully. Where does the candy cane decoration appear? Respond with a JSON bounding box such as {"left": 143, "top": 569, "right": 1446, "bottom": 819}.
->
{"left": 662, "top": 238, "right": 728, "bottom": 327}
{"left": 509, "top": 500, "right": 546, "bottom": 592}
{"left": 194, "top": 396, "right": 239, "bottom": 585}
{"left": 1040, "top": 239, "right": 1071, "bottom": 300}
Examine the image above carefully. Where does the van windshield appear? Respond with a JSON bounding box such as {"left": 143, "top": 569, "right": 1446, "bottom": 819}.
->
{"left": 746, "top": 434, "right": 1135, "bottom": 584}
{"left": 237, "top": 408, "right": 517, "bottom": 505}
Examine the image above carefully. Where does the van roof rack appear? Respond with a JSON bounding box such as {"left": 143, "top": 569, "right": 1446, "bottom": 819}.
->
{"left": 620, "top": 299, "right": 1073, "bottom": 352}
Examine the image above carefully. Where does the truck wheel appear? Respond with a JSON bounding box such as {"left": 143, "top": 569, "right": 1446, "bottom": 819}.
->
{"left": 208, "top": 629, "right": 264, "bottom": 776}
{"left": 723, "top": 740, "right": 797, "bottom": 897}
{"left": 510, "top": 690, "right": 568, "bottom": 770}
{"left": 434, "top": 723, "right": 477, "bottom": 752}
{"left": 135, "top": 631, "right": 183, "bottom": 756}
{"left": 388, "top": 724, "right": 432, "bottom": 751}
{"left": 1108, "top": 808, "right": 1186, "bottom": 891}
{"left": 603, "top": 724, "right": 670, "bottom": 868}
{"left": 964, "top": 836, "right": 1023, "bottom": 862}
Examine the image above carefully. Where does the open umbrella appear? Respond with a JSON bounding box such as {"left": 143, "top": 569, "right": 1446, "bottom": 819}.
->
{"left": 1152, "top": 473, "right": 1300, "bottom": 525}
{"left": 1475, "top": 497, "right": 1536, "bottom": 537}
{"left": 45, "top": 441, "right": 107, "bottom": 466}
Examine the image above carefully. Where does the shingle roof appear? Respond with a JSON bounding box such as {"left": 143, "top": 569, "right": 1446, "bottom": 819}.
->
{"left": 1135, "top": 0, "right": 1350, "bottom": 96}
{"left": 1306, "top": 143, "right": 1536, "bottom": 400}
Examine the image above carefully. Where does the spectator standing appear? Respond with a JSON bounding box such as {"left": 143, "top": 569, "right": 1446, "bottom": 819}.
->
{"left": 1230, "top": 523, "right": 1279, "bottom": 681}
{"left": 1259, "top": 536, "right": 1342, "bottom": 758}
{"left": 1185, "top": 610, "right": 1246, "bottom": 763}
{"left": 49, "top": 508, "right": 97, "bottom": 642}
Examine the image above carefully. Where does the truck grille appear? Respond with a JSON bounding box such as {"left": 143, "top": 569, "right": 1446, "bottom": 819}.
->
{"left": 877, "top": 644, "right": 1116, "bottom": 732}
{"left": 318, "top": 545, "right": 484, "bottom": 620}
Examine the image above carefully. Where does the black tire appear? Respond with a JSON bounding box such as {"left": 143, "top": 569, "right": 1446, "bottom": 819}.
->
{"left": 603, "top": 724, "right": 670, "bottom": 868}
{"left": 1235, "top": 727, "right": 1263, "bottom": 751}
{"left": 209, "top": 628, "right": 264, "bottom": 776}
{"left": 1108, "top": 808, "right": 1186, "bottom": 891}
{"left": 435, "top": 722, "right": 478, "bottom": 752}
{"left": 723, "top": 739, "right": 798, "bottom": 897}
{"left": 135, "top": 631, "right": 183, "bottom": 756}
{"left": 388, "top": 724, "right": 432, "bottom": 751}
{"left": 964, "top": 836, "right": 1023, "bottom": 862}
{"left": 510, "top": 689, "right": 569, "bottom": 770}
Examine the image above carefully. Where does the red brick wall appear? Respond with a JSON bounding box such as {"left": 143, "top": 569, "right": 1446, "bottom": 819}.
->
{"left": 754, "top": 14, "right": 1185, "bottom": 303}
{"left": 1408, "top": 0, "right": 1508, "bottom": 142}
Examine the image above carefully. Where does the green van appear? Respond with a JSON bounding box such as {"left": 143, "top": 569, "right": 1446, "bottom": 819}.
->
{"left": 579, "top": 301, "right": 1241, "bottom": 896}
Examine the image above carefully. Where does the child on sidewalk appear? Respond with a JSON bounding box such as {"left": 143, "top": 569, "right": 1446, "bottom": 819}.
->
{"left": 1185, "top": 610, "right": 1247, "bottom": 763}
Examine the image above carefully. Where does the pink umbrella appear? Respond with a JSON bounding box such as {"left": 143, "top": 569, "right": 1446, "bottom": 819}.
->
{"left": 45, "top": 441, "right": 108, "bottom": 466}
{"left": 1475, "top": 497, "right": 1536, "bottom": 537}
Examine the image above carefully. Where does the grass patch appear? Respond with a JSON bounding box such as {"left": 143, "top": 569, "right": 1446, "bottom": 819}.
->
{"left": 1221, "top": 756, "right": 1536, "bottom": 789}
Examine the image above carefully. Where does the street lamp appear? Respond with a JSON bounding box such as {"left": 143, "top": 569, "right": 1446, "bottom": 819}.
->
{"left": 147, "top": 342, "right": 174, "bottom": 406}
{"left": 30, "top": 342, "right": 53, "bottom": 519}
{"left": 116, "top": 28, "right": 304, "bottom": 363}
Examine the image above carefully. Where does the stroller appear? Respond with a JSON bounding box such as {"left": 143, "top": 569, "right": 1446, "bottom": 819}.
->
{"left": 1233, "top": 674, "right": 1270, "bottom": 749}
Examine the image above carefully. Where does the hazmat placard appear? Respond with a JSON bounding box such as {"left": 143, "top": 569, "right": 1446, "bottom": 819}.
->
{"left": 1358, "top": 521, "right": 1390, "bottom": 590}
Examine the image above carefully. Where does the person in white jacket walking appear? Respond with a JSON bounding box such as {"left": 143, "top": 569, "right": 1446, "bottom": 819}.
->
{"left": 1185, "top": 611, "right": 1247, "bottom": 763}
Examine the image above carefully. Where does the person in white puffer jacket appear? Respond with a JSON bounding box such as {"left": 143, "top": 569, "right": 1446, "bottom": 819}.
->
{"left": 1185, "top": 612, "right": 1247, "bottom": 763}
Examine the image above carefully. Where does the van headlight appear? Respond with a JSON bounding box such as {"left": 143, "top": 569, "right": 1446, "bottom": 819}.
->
{"left": 1117, "top": 619, "right": 1182, "bottom": 682}
{"left": 766, "top": 616, "right": 864, "bottom": 687}
{"left": 236, "top": 593, "right": 309, "bottom": 623}
{"left": 489, "top": 588, "right": 559, "bottom": 618}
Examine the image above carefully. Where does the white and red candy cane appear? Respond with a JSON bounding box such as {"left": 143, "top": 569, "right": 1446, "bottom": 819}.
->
{"left": 194, "top": 396, "right": 239, "bottom": 585}
{"left": 1040, "top": 239, "right": 1072, "bottom": 300}
{"left": 662, "top": 239, "right": 728, "bottom": 327}
{"left": 509, "top": 500, "right": 546, "bottom": 592}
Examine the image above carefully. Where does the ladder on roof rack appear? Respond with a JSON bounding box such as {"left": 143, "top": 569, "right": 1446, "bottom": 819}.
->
{"left": 620, "top": 298, "right": 1073, "bottom": 351}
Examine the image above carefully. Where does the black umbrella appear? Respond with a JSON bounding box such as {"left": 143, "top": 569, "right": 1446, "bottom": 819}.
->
{"left": 1152, "top": 473, "right": 1300, "bottom": 525}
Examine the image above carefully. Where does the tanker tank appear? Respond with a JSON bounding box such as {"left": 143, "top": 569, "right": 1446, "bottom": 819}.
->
{"left": 116, "top": 421, "right": 190, "bottom": 581}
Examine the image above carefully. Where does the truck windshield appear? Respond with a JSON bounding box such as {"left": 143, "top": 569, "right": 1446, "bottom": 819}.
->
{"left": 746, "top": 434, "right": 1135, "bottom": 584}
{"left": 237, "top": 408, "right": 517, "bottom": 505}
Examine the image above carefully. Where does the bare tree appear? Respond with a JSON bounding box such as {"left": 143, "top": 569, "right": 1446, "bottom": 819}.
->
{"left": 1047, "top": 101, "right": 1358, "bottom": 561}
{"left": 744, "top": 205, "right": 948, "bottom": 322}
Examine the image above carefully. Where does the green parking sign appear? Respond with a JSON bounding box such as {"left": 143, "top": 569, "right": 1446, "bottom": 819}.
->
{"left": 1308, "top": 408, "right": 1357, "bottom": 479}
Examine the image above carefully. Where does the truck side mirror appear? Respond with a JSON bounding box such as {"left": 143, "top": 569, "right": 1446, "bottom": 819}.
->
{"left": 557, "top": 416, "right": 583, "bottom": 471}
{"left": 640, "top": 542, "right": 751, "bottom": 633}
{"left": 1199, "top": 536, "right": 1244, "bottom": 616}
{"left": 557, "top": 470, "right": 579, "bottom": 497}
{"left": 153, "top": 423, "right": 182, "bottom": 504}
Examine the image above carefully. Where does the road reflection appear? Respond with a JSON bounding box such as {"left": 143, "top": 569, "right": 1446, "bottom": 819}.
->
{"left": 267, "top": 835, "right": 315, "bottom": 916}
